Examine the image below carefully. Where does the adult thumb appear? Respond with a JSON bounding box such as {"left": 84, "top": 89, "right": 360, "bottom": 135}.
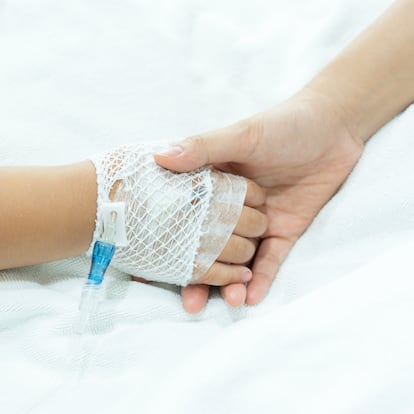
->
{"left": 154, "top": 119, "right": 258, "bottom": 173}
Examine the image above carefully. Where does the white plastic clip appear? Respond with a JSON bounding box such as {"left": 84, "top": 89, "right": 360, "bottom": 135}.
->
{"left": 101, "top": 202, "right": 128, "bottom": 247}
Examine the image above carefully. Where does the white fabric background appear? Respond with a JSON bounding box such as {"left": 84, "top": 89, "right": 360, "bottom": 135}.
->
{"left": 1, "top": 0, "right": 414, "bottom": 412}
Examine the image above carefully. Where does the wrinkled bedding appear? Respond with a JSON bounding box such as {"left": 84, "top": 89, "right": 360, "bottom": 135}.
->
{"left": 2, "top": 0, "right": 414, "bottom": 412}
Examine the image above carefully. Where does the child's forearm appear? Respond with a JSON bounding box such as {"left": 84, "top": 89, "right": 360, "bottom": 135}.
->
{"left": 0, "top": 161, "right": 97, "bottom": 269}
{"left": 307, "top": 0, "right": 414, "bottom": 143}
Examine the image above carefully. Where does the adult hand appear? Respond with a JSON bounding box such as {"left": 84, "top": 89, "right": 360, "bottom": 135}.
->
{"left": 157, "top": 0, "right": 414, "bottom": 312}
{"left": 154, "top": 88, "right": 364, "bottom": 312}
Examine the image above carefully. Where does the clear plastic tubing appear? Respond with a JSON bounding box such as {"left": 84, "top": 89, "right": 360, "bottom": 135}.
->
{"left": 76, "top": 240, "right": 116, "bottom": 334}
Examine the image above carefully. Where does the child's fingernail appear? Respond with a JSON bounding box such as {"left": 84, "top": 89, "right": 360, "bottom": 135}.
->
{"left": 156, "top": 145, "right": 184, "bottom": 157}
{"left": 242, "top": 270, "right": 252, "bottom": 282}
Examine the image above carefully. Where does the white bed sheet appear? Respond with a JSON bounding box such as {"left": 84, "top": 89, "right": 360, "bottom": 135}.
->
{"left": 2, "top": 0, "right": 414, "bottom": 412}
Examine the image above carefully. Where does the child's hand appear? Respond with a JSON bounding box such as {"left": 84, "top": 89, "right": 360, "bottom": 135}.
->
{"left": 91, "top": 145, "right": 266, "bottom": 288}
{"left": 189, "top": 179, "right": 267, "bottom": 285}
{"left": 132, "top": 179, "right": 267, "bottom": 286}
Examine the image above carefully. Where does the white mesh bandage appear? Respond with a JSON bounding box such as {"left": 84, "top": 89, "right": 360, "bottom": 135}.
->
{"left": 89, "top": 145, "right": 247, "bottom": 286}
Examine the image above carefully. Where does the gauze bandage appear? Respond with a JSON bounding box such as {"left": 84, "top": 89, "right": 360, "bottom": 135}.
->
{"left": 89, "top": 145, "right": 247, "bottom": 286}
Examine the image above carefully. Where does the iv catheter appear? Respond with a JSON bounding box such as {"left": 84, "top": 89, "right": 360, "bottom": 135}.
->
{"left": 76, "top": 201, "right": 127, "bottom": 334}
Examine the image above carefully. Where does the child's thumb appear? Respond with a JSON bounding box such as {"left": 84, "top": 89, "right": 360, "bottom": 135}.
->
{"left": 154, "top": 120, "right": 257, "bottom": 173}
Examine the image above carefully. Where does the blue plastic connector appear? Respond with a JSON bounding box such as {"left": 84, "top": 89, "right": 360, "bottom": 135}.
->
{"left": 87, "top": 240, "right": 116, "bottom": 285}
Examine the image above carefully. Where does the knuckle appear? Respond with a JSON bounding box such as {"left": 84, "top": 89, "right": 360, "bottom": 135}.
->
{"left": 186, "top": 134, "right": 210, "bottom": 166}
{"left": 255, "top": 270, "right": 276, "bottom": 283}
{"left": 236, "top": 115, "right": 264, "bottom": 160}
{"left": 189, "top": 134, "right": 205, "bottom": 151}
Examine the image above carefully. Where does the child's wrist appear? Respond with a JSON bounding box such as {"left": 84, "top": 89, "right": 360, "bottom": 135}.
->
{"left": 64, "top": 161, "right": 98, "bottom": 255}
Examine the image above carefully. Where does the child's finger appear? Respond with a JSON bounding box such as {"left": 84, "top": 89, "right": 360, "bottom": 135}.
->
{"left": 181, "top": 284, "right": 210, "bottom": 314}
{"left": 244, "top": 179, "right": 266, "bottom": 207}
{"left": 217, "top": 234, "right": 258, "bottom": 264}
{"left": 220, "top": 283, "right": 247, "bottom": 307}
{"left": 195, "top": 262, "right": 252, "bottom": 286}
{"left": 233, "top": 206, "right": 268, "bottom": 238}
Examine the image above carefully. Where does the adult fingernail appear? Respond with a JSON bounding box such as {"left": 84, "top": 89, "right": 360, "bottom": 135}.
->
{"left": 242, "top": 270, "right": 252, "bottom": 282}
{"left": 156, "top": 145, "right": 184, "bottom": 157}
